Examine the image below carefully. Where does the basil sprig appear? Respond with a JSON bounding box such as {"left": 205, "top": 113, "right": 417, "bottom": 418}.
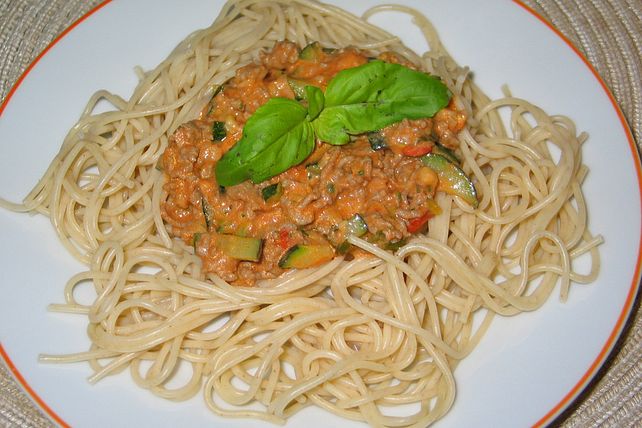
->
{"left": 215, "top": 60, "right": 450, "bottom": 186}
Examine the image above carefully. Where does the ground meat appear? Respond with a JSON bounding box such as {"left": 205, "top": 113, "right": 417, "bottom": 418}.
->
{"left": 160, "top": 41, "right": 467, "bottom": 285}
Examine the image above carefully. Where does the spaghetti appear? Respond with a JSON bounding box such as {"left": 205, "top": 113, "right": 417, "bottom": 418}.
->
{"left": 0, "top": 1, "right": 601, "bottom": 426}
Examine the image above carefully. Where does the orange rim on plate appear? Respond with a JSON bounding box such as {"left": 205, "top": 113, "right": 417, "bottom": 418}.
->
{"left": 0, "top": 1, "right": 640, "bottom": 427}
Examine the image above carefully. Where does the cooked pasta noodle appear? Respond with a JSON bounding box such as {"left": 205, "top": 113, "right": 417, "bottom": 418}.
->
{"left": 0, "top": 0, "right": 601, "bottom": 426}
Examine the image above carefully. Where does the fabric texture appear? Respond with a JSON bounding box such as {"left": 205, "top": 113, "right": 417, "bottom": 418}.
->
{"left": 0, "top": 0, "right": 640, "bottom": 427}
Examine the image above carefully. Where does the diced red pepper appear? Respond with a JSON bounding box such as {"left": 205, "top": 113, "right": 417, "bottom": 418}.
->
{"left": 278, "top": 229, "right": 290, "bottom": 249}
{"left": 406, "top": 211, "right": 434, "bottom": 233}
{"left": 402, "top": 143, "right": 433, "bottom": 157}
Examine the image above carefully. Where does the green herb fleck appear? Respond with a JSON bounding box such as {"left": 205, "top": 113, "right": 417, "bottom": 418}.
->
{"left": 212, "top": 121, "right": 226, "bottom": 141}
{"left": 326, "top": 182, "right": 335, "bottom": 193}
{"left": 261, "top": 183, "right": 282, "bottom": 202}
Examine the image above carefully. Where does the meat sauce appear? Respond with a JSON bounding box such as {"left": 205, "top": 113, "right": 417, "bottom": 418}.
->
{"left": 160, "top": 41, "right": 466, "bottom": 285}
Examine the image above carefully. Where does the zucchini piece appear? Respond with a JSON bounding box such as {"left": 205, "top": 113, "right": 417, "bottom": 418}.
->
{"left": 367, "top": 131, "right": 387, "bottom": 151}
{"left": 278, "top": 244, "right": 334, "bottom": 269}
{"left": 206, "top": 85, "right": 224, "bottom": 115}
{"left": 287, "top": 78, "right": 307, "bottom": 101}
{"left": 366, "top": 230, "right": 386, "bottom": 244}
{"left": 201, "top": 197, "right": 214, "bottom": 230}
{"left": 216, "top": 234, "right": 263, "bottom": 261}
{"left": 336, "top": 240, "right": 351, "bottom": 255}
{"left": 261, "top": 182, "right": 282, "bottom": 203}
{"left": 299, "top": 42, "right": 323, "bottom": 61}
{"left": 432, "top": 143, "right": 459, "bottom": 164}
{"left": 385, "top": 238, "right": 408, "bottom": 252}
{"left": 212, "top": 121, "right": 226, "bottom": 141}
{"left": 192, "top": 233, "right": 202, "bottom": 251}
{"left": 345, "top": 213, "right": 368, "bottom": 237}
{"left": 212, "top": 85, "right": 223, "bottom": 98}
{"left": 421, "top": 154, "right": 478, "bottom": 208}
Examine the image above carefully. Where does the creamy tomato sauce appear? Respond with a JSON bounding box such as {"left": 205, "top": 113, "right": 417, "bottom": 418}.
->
{"left": 161, "top": 41, "right": 466, "bottom": 285}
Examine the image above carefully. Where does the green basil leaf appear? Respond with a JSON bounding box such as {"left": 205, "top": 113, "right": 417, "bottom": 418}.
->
{"left": 305, "top": 85, "right": 324, "bottom": 121}
{"left": 324, "top": 61, "right": 396, "bottom": 106}
{"left": 215, "top": 98, "right": 314, "bottom": 186}
{"left": 314, "top": 61, "right": 450, "bottom": 145}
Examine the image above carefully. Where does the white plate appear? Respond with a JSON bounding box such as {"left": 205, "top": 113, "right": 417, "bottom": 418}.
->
{"left": 1, "top": 1, "right": 640, "bottom": 427}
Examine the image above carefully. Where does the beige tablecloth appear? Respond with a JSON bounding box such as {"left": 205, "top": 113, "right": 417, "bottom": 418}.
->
{"left": 1, "top": 0, "right": 640, "bottom": 427}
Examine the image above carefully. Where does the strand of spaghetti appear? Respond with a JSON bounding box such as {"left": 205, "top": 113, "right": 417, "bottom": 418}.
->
{"left": 206, "top": 307, "right": 356, "bottom": 378}
{"left": 130, "top": 336, "right": 184, "bottom": 389}
{"left": 38, "top": 349, "right": 120, "bottom": 363}
{"left": 150, "top": 360, "right": 204, "bottom": 401}
{"left": 331, "top": 257, "right": 466, "bottom": 359}
{"left": 87, "top": 351, "right": 143, "bottom": 384}
{"left": 363, "top": 4, "right": 443, "bottom": 54}
{"left": 346, "top": 237, "right": 444, "bottom": 337}
{"left": 173, "top": 275, "right": 244, "bottom": 302}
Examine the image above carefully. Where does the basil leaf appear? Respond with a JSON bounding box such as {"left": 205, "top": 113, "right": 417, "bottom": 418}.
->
{"left": 215, "top": 98, "right": 314, "bottom": 186}
{"left": 305, "top": 85, "right": 324, "bottom": 120}
{"left": 314, "top": 61, "right": 450, "bottom": 145}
